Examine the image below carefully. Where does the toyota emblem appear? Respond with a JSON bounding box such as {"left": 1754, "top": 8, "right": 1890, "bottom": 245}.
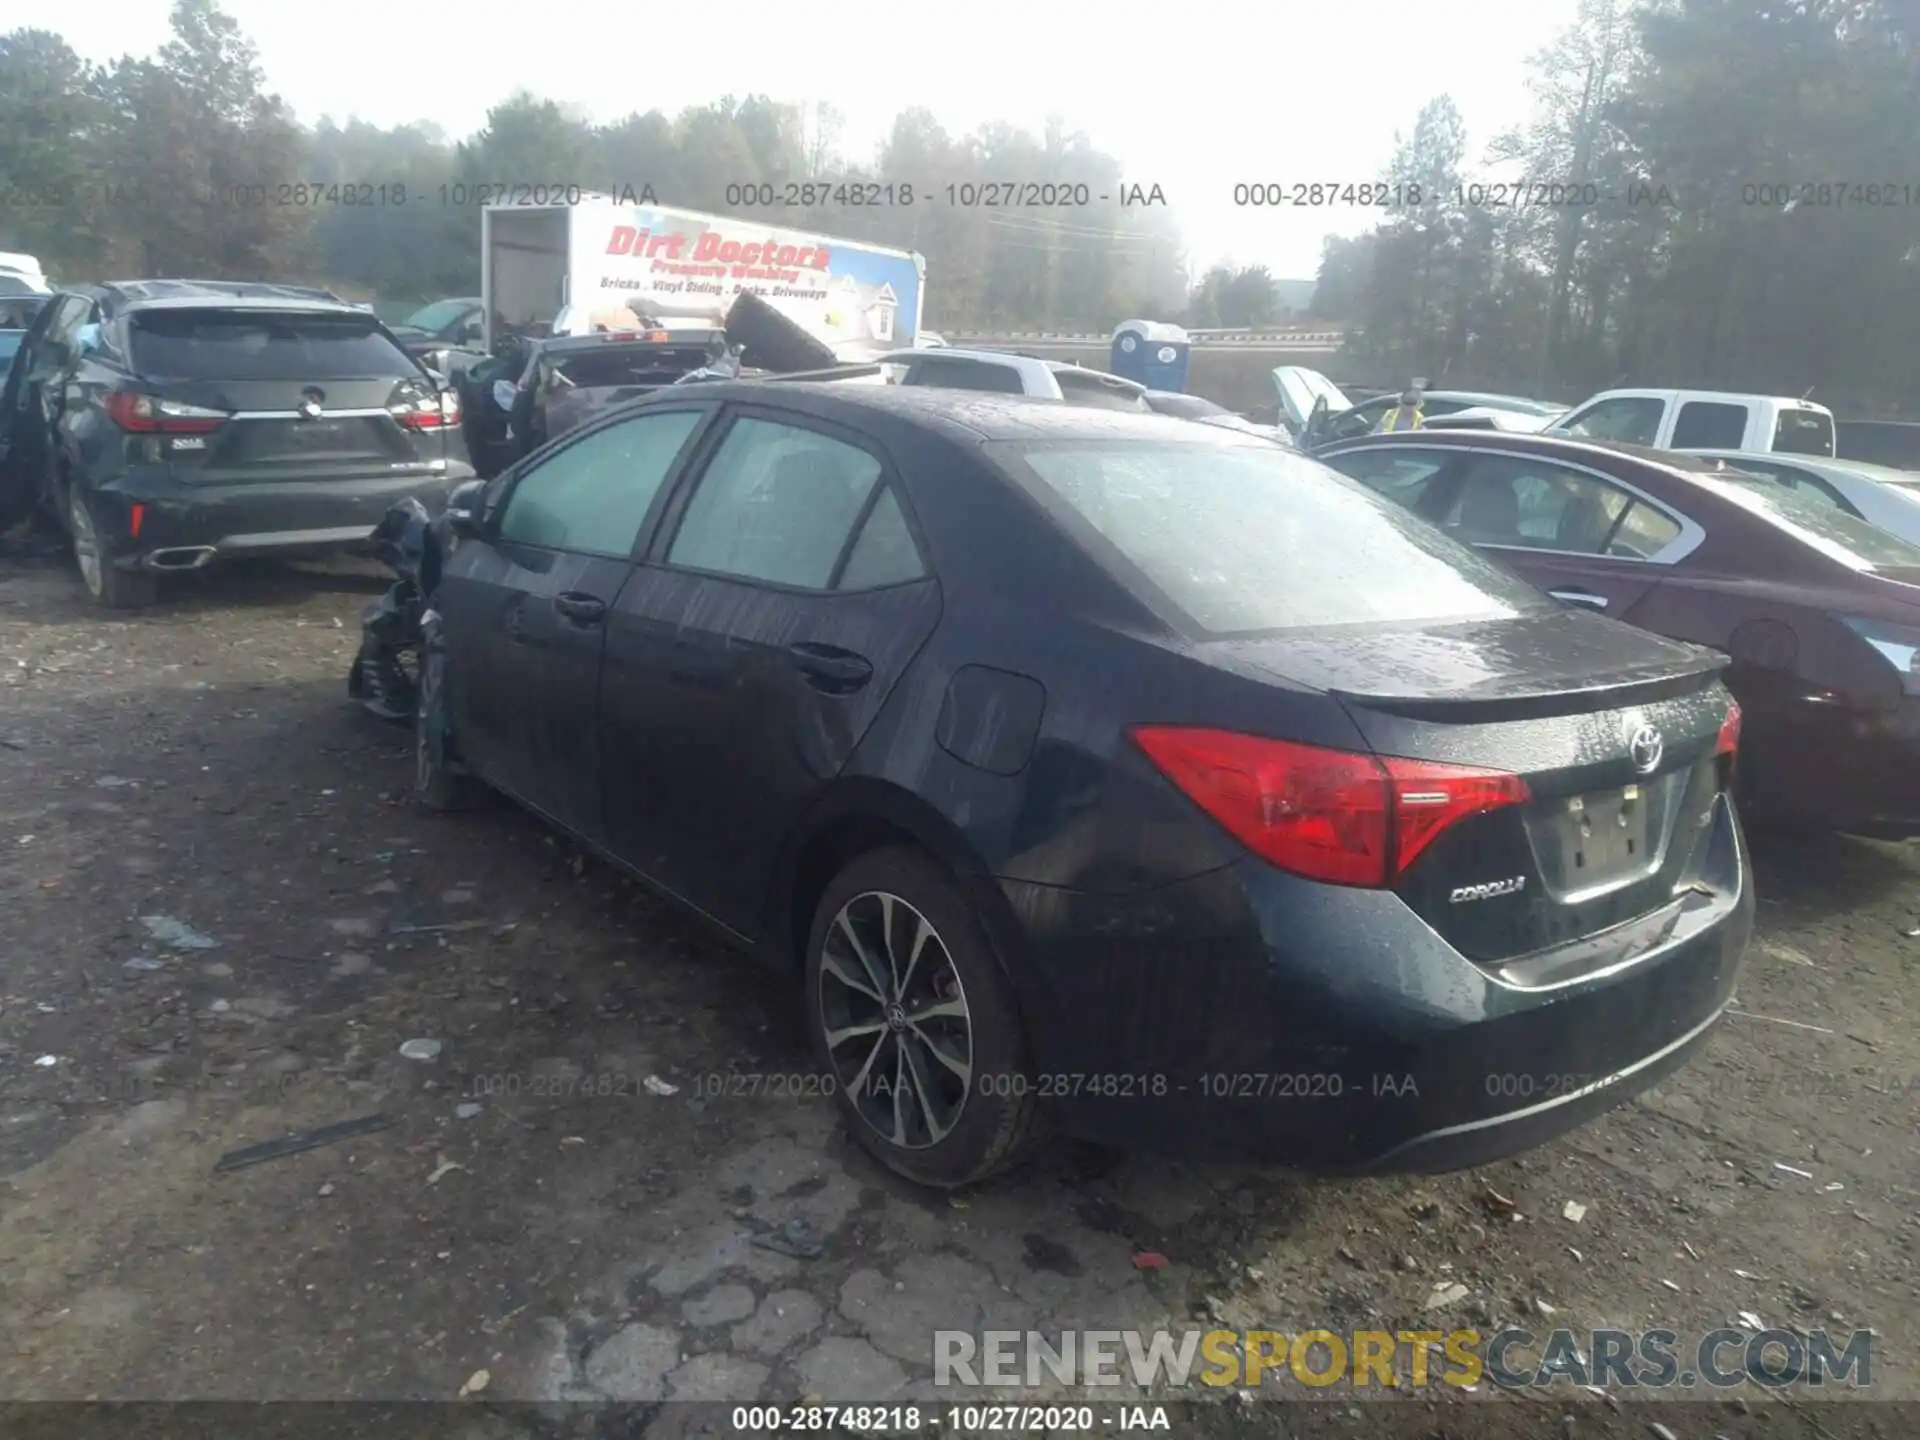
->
{"left": 1627, "top": 723, "right": 1664, "bottom": 774}
{"left": 298, "top": 389, "right": 325, "bottom": 420}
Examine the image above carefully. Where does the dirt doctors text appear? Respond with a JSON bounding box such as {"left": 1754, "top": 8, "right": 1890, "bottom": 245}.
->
{"left": 934, "top": 1328, "right": 1874, "bottom": 1391}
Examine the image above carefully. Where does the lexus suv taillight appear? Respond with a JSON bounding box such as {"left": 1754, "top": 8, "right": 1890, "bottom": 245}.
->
{"left": 104, "top": 391, "right": 229, "bottom": 434}
{"left": 1131, "top": 726, "right": 1531, "bottom": 888}
{"left": 390, "top": 384, "right": 460, "bottom": 431}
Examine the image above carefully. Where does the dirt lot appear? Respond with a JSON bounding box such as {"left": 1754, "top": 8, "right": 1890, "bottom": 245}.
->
{"left": 0, "top": 538, "right": 1915, "bottom": 1438}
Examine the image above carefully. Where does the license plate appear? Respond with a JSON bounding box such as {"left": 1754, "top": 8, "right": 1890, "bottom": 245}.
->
{"left": 1561, "top": 784, "right": 1655, "bottom": 885}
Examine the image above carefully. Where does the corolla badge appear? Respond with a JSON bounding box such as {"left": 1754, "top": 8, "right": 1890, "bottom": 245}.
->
{"left": 1450, "top": 876, "right": 1526, "bottom": 903}
{"left": 1627, "top": 722, "right": 1664, "bottom": 774}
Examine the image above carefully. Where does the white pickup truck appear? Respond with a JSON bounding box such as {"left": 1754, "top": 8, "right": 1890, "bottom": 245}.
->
{"left": 1544, "top": 388, "right": 1836, "bottom": 457}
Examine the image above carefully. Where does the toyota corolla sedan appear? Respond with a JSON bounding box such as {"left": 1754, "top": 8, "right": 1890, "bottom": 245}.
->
{"left": 408, "top": 385, "right": 1752, "bottom": 1187}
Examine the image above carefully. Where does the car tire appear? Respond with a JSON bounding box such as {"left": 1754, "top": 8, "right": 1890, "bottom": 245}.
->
{"left": 805, "top": 846, "right": 1042, "bottom": 1189}
{"left": 414, "top": 641, "right": 485, "bottom": 811}
{"left": 68, "top": 487, "right": 156, "bottom": 610}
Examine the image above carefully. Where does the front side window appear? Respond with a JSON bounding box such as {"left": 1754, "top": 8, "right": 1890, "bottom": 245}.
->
{"left": 668, "top": 417, "right": 914, "bottom": 590}
{"left": 1438, "top": 454, "right": 1680, "bottom": 558}
{"left": 497, "top": 408, "right": 703, "bottom": 556}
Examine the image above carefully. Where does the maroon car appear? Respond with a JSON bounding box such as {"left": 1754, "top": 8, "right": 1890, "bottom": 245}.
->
{"left": 1317, "top": 429, "right": 1920, "bottom": 836}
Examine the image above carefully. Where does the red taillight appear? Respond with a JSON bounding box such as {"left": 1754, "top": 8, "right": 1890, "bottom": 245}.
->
{"left": 104, "top": 391, "right": 227, "bottom": 434}
{"left": 128, "top": 503, "right": 144, "bottom": 538}
{"left": 394, "top": 391, "right": 459, "bottom": 430}
{"left": 1715, "top": 701, "right": 1742, "bottom": 783}
{"left": 1130, "top": 726, "right": 1530, "bottom": 888}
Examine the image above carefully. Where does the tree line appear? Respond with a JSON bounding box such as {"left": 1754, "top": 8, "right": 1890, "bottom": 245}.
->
{"left": 0, "top": 1, "right": 1198, "bottom": 334}
{"left": 1313, "top": 0, "right": 1920, "bottom": 416}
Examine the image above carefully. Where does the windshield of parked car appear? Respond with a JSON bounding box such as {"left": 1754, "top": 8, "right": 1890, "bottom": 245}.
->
{"left": 402, "top": 300, "right": 472, "bottom": 334}
{"left": 129, "top": 309, "right": 420, "bottom": 380}
{"left": 991, "top": 438, "right": 1554, "bottom": 634}
{"left": 1704, "top": 473, "right": 1920, "bottom": 572}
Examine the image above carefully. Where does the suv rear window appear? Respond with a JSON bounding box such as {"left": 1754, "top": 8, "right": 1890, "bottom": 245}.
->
{"left": 992, "top": 438, "right": 1551, "bottom": 634}
{"left": 128, "top": 310, "right": 418, "bottom": 380}
{"left": 1773, "top": 407, "right": 1836, "bottom": 457}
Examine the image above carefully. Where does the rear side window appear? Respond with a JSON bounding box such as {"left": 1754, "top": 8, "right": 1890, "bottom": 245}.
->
{"left": 129, "top": 310, "right": 418, "bottom": 380}
{"left": 993, "top": 438, "right": 1550, "bottom": 634}
{"left": 905, "top": 357, "right": 1026, "bottom": 394}
{"left": 1774, "top": 407, "right": 1836, "bottom": 457}
{"left": 668, "top": 418, "right": 892, "bottom": 590}
{"left": 1670, "top": 401, "right": 1749, "bottom": 448}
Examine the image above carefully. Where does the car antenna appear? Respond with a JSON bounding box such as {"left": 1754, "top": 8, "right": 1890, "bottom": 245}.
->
{"left": 1798, "top": 385, "right": 1815, "bottom": 401}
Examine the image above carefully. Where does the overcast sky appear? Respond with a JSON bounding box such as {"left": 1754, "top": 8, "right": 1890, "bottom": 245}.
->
{"left": 65, "top": 0, "right": 1575, "bottom": 281}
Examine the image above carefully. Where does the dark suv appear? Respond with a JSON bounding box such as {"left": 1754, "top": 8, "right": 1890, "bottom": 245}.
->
{"left": 0, "top": 280, "right": 474, "bottom": 607}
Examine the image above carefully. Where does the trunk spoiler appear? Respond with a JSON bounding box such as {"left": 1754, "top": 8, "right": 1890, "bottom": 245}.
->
{"left": 1331, "top": 653, "right": 1727, "bottom": 724}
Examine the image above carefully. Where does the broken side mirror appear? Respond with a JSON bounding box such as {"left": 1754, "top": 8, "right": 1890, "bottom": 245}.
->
{"left": 444, "top": 478, "right": 486, "bottom": 538}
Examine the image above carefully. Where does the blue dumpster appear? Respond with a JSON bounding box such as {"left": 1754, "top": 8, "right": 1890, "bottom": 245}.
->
{"left": 1110, "top": 320, "right": 1191, "bottom": 392}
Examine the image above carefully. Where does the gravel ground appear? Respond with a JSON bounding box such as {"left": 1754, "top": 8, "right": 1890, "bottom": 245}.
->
{"left": 0, "top": 540, "right": 1914, "bottom": 1438}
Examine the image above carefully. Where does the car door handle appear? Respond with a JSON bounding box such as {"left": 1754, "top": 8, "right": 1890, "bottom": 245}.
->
{"left": 553, "top": 592, "right": 606, "bottom": 626}
{"left": 1550, "top": 588, "right": 1609, "bottom": 610}
{"left": 787, "top": 642, "right": 873, "bottom": 692}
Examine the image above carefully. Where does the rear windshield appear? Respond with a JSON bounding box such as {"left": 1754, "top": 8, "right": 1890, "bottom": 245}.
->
{"left": 548, "top": 345, "right": 718, "bottom": 387}
{"left": 402, "top": 300, "right": 471, "bottom": 332}
{"left": 1146, "top": 392, "right": 1230, "bottom": 419}
{"left": 1054, "top": 370, "right": 1151, "bottom": 412}
{"left": 906, "top": 357, "right": 1027, "bottom": 394}
{"left": 128, "top": 310, "right": 418, "bottom": 380}
{"left": 1706, "top": 474, "right": 1920, "bottom": 571}
{"left": 991, "top": 438, "right": 1552, "bottom": 634}
{"left": 1773, "top": 407, "right": 1836, "bottom": 457}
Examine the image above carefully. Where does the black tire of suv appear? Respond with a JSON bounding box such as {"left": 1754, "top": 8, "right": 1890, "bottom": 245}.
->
{"left": 804, "top": 846, "right": 1042, "bottom": 1189}
{"left": 414, "top": 641, "right": 485, "bottom": 811}
{"left": 68, "top": 487, "right": 157, "bottom": 610}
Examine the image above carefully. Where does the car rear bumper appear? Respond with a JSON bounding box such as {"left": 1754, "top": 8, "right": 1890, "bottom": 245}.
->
{"left": 997, "top": 792, "right": 1752, "bottom": 1171}
{"left": 89, "top": 467, "right": 472, "bottom": 569}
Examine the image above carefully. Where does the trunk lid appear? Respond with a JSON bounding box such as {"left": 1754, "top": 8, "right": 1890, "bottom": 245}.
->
{"left": 1215, "top": 610, "right": 1734, "bottom": 965}
{"left": 125, "top": 307, "right": 453, "bottom": 482}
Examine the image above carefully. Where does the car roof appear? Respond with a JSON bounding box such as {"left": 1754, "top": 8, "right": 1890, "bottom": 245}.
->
{"left": 647, "top": 379, "right": 1258, "bottom": 443}
{"left": 84, "top": 279, "right": 356, "bottom": 312}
